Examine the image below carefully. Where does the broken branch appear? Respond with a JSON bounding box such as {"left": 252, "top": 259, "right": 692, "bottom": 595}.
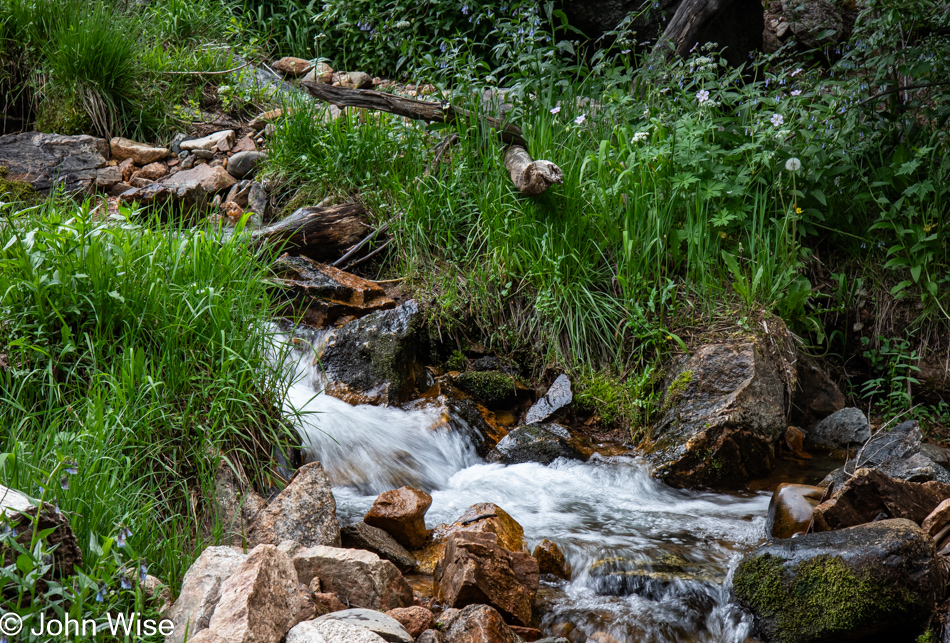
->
{"left": 504, "top": 146, "right": 564, "bottom": 196}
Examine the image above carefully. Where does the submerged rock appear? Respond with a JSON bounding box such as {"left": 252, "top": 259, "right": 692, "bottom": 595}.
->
{"left": 588, "top": 553, "right": 718, "bottom": 601}
{"left": 364, "top": 486, "right": 432, "bottom": 550}
{"left": 487, "top": 424, "right": 584, "bottom": 465}
{"left": 767, "top": 483, "right": 824, "bottom": 539}
{"left": 806, "top": 407, "right": 870, "bottom": 450}
{"left": 734, "top": 519, "right": 941, "bottom": 643}
{"left": 524, "top": 374, "right": 573, "bottom": 424}
{"left": 645, "top": 340, "right": 791, "bottom": 487}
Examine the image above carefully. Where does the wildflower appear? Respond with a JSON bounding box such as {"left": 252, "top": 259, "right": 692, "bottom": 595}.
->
{"left": 795, "top": 207, "right": 802, "bottom": 214}
{"left": 770, "top": 113, "right": 784, "bottom": 127}
{"left": 621, "top": 49, "right": 631, "bottom": 54}
{"left": 461, "top": 4, "right": 469, "bottom": 14}
{"left": 95, "top": 586, "right": 105, "bottom": 602}
{"left": 696, "top": 89, "right": 709, "bottom": 103}
{"left": 121, "top": 576, "right": 132, "bottom": 590}
{"left": 632, "top": 132, "right": 649, "bottom": 143}
{"left": 790, "top": 68, "right": 802, "bottom": 77}
{"left": 549, "top": 105, "right": 561, "bottom": 115}
{"left": 790, "top": 89, "right": 801, "bottom": 96}
{"left": 140, "top": 563, "right": 148, "bottom": 583}
{"left": 116, "top": 527, "right": 132, "bottom": 547}
{"left": 574, "top": 114, "right": 586, "bottom": 125}
{"left": 785, "top": 157, "right": 801, "bottom": 172}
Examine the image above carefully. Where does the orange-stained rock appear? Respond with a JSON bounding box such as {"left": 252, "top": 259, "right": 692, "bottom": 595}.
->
{"left": 365, "top": 487, "right": 432, "bottom": 550}
{"left": 510, "top": 625, "right": 543, "bottom": 641}
{"left": 313, "top": 592, "right": 347, "bottom": 614}
{"left": 273, "top": 56, "right": 313, "bottom": 77}
{"left": 413, "top": 503, "right": 528, "bottom": 574}
{"left": 385, "top": 606, "right": 434, "bottom": 638}
{"left": 533, "top": 539, "right": 570, "bottom": 579}
{"left": 440, "top": 604, "right": 521, "bottom": 643}
{"left": 766, "top": 483, "right": 824, "bottom": 538}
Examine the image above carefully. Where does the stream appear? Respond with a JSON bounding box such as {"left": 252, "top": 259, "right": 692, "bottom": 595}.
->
{"left": 279, "top": 329, "right": 773, "bottom": 643}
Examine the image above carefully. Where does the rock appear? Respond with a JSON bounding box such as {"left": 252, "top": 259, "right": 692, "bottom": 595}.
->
{"left": 404, "top": 391, "right": 505, "bottom": 457}
{"left": 385, "top": 607, "right": 434, "bottom": 639}
{"left": 302, "top": 62, "right": 335, "bottom": 84}
{"left": 118, "top": 157, "right": 136, "bottom": 181}
{"left": 0, "top": 132, "right": 112, "bottom": 192}
{"left": 110, "top": 136, "right": 168, "bottom": 164}
{"left": 318, "top": 300, "right": 427, "bottom": 406}
{"left": 132, "top": 161, "right": 168, "bottom": 182}
{"left": 790, "top": 358, "right": 845, "bottom": 427}
{"left": 453, "top": 370, "right": 521, "bottom": 407}
{"left": 587, "top": 552, "right": 717, "bottom": 598}
{"left": 95, "top": 165, "right": 122, "bottom": 191}
{"left": 286, "top": 619, "right": 387, "bottom": 643}
{"left": 781, "top": 0, "right": 850, "bottom": 49}
{"left": 525, "top": 374, "right": 573, "bottom": 424}
{"left": 341, "top": 522, "right": 415, "bottom": 573}
{"left": 416, "top": 503, "right": 530, "bottom": 573}
{"left": 227, "top": 150, "right": 264, "bottom": 179}
{"left": 510, "top": 626, "right": 543, "bottom": 641}
{"left": 109, "top": 182, "right": 132, "bottom": 197}
{"left": 365, "top": 487, "right": 432, "bottom": 550}
{"left": 0, "top": 485, "right": 83, "bottom": 580}
{"left": 164, "top": 163, "right": 236, "bottom": 193}
{"left": 922, "top": 499, "right": 950, "bottom": 539}
{"left": 293, "top": 583, "right": 319, "bottom": 623}
{"left": 434, "top": 531, "right": 539, "bottom": 626}
{"left": 922, "top": 443, "right": 950, "bottom": 469}
{"left": 784, "top": 425, "right": 806, "bottom": 455}
{"left": 313, "top": 591, "right": 347, "bottom": 613}
{"left": 224, "top": 180, "right": 251, "bottom": 209}
{"left": 246, "top": 181, "right": 269, "bottom": 217}
{"left": 272, "top": 255, "right": 396, "bottom": 328}
{"left": 205, "top": 544, "right": 299, "bottom": 643}
{"left": 440, "top": 605, "right": 521, "bottom": 643}
{"left": 813, "top": 467, "right": 950, "bottom": 532}
{"left": 231, "top": 136, "right": 257, "bottom": 154}
{"left": 118, "top": 181, "right": 208, "bottom": 215}
{"left": 734, "top": 519, "right": 941, "bottom": 643}
{"left": 487, "top": 424, "right": 584, "bottom": 465}
{"left": 193, "top": 149, "right": 214, "bottom": 160}
{"left": 291, "top": 545, "right": 413, "bottom": 611}
{"left": 170, "top": 132, "right": 187, "bottom": 155}
{"left": 416, "top": 631, "right": 443, "bottom": 643}
{"left": 249, "top": 461, "right": 341, "bottom": 548}
{"left": 181, "top": 130, "right": 235, "bottom": 152}
{"left": 645, "top": 340, "right": 791, "bottom": 487}
{"left": 166, "top": 546, "right": 247, "bottom": 643}
{"left": 333, "top": 71, "right": 373, "bottom": 89}
{"left": 533, "top": 539, "right": 570, "bottom": 579}
{"left": 766, "top": 483, "right": 824, "bottom": 539}
{"left": 130, "top": 176, "right": 156, "bottom": 189}
{"left": 314, "top": 609, "right": 412, "bottom": 643}
{"left": 806, "top": 407, "right": 870, "bottom": 449}
{"left": 435, "top": 608, "right": 460, "bottom": 630}
{"left": 213, "top": 460, "right": 267, "bottom": 544}
{"left": 274, "top": 56, "right": 313, "bottom": 77}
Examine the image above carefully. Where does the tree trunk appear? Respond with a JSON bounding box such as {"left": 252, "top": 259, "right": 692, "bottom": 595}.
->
{"left": 504, "top": 146, "right": 564, "bottom": 196}
{"left": 251, "top": 204, "right": 371, "bottom": 262}
{"left": 654, "top": 0, "right": 737, "bottom": 58}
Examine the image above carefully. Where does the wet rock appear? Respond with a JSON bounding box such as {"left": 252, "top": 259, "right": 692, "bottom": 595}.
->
{"left": 291, "top": 545, "right": 413, "bottom": 611}
{"left": 205, "top": 544, "right": 299, "bottom": 643}
{"left": 165, "top": 547, "right": 247, "bottom": 643}
{"left": 213, "top": 460, "right": 267, "bottom": 544}
{"left": 272, "top": 255, "right": 395, "bottom": 328}
{"left": 0, "top": 132, "right": 111, "bottom": 192}
{"left": 790, "top": 358, "right": 844, "bottom": 427}
{"left": 287, "top": 619, "right": 387, "bottom": 643}
{"left": 587, "top": 553, "right": 718, "bottom": 599}
{"left": 249, "top": 461, "right": 341, "bottom": 547}
{"left": 365, "top": 486, "right": 432, "bottom": 550}
{"left": 227, "top": 150, "right": 264, "bottom": 179}
{"left": 404, "top": 391, "right": 504, "bottom": 457}
{"left": 453, "top": 370, "right": 521, "bottom": 407}
{"left": 273, "top": 56, "right": 313, "bottom": 77}
{"left": 646, "top": 340, "right": 791, "bottom": 487}
{"left": 533, "top": 539, "right": 570, "bottom": 579}
{"left": 303, "top": 62, "right": 335, "bottom": 84}
{"left": 784, "top": 425, "right": 807, "bottom": 456}
{"left": 487, "top": 424, "right": 584, "bottom": 466}
{"left": 734, "top": 519, "right": 941, "bottom": 643}
{"left": 922, "top": 499, "right": 950, "bottom": 539}
{"left": 342, "top": 522, "right": 415, "bottom": 573}
{"left": 118, "top": 181, "right": 208, "bottom": 215}
{"left": 314, "top": 609, "right": 412, "bottom": 643}
{"left": 813, "top": 467, "right": 950, "bottom": 532}
{"left": 164, "top": 163, "right": 236, "bottom": 193}
{"left": 525, "top": 374, "right": 573, "bottom": 424}
{"left": 440, "top": 605, "right": 521, "bottom": 643}
{"left": 434, "top": 531, "right": 539, "bottom": 626}
{"left": 110, "top": 136, "right": 168, "bottom": 164}
{"left": 181, "top": 130, "right": 235, "bottom": 152}
{"left": 766, "top": 483, "right": 824, "bottom": 539}
{"left": 385, "top": 606, "right": 434, "bottom": 639}
{"left": 318, "top": 300, "right": 427, "bottom": 406}
{"left": 806, "top": 407, "right": 870, "bottom": 450}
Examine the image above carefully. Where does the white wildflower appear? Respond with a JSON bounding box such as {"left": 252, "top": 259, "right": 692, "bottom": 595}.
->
{"left": 785, "top": 157, "right": 801, "bottom": 172}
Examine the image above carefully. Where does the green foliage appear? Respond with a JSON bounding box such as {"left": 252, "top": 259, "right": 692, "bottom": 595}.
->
{"left": 445, "top": 350, "right": 467, "bottom": 372}
{"left": 575, "top": 367, "right": 659, "bottom": 441}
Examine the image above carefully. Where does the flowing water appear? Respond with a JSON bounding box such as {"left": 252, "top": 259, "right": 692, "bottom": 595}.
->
{"left": 279, "top": 330, "right": 772, "bottom": 642}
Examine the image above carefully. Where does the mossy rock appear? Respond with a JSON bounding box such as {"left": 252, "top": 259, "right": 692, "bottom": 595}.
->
{"left": 454, "top": 370, "right": 518, "bottom": 406}
{"left": 0, "top": 165, "right": 35, "bottom": 203}
{"left": 734, "top": 519, "right": 940, "bottom": 643}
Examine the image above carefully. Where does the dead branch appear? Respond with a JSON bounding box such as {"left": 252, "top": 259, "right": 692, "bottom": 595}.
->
{"left": 504, "top": 146, "right": 564, "bottom": 196}
{"left": 251, "top": 203, "right": 370, "bottom": 262}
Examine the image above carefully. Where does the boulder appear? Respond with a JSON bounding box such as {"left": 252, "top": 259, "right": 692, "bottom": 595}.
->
{"left": 385, "top": 607, "right": 434, "bottom": 639}
{"left": 341, "top": 522, "right": 415, "bottom": 573}
{"left": 766, "top": 483, "right": 824, "bottom": 539}
{"left": 487, "top": 424, "right": 584, "bottom": 466}
{"left": 0, "top": 132, "right": 111, "bottom": 192}
{"left": 302, "top": 62, "right": 335, "bottom": 85}
{"left": 110, "top": 136, "right": 168, "bottom": 164}
{"left": 272, "top": 255, "right": 395, "bottom": 328}
{"left": 227, "top": 151, "right": 263, "bottom": 179}
{"left": 314, "top": 609, "right": 412, "bottom": 643}
{"left": 524, "top": 374, "right": 573, "bottom": 424}
{"left": 290, "top": 545, "right": 413, "bottom": 611}
{"left": 318, "top": 300, "right": 427, "bottom": 406}
{"left": 181, "top": 130, "right": 235, "bottom": 152}
{"left": 533, "top": 539, "right": 570, "bottom": 579}
{"left": 734, "top": 519, "right": 941, "bottom": 643}
{"left": 132, "top": 161, "right": 168, "bottom": 182}
{"left": 645, "top": 340, "right": 791, "bottom": 487}
{"left": 249, "top": 461, "right": 342, "bottom": 548}
{"left": 434, "top": 531, "right": 539, "bottom": 626}
{"left": 164, "top": 546, "right": 247, "bottom": 643}
{"left": 440, "top": 605, "right": 521, "bottom": 643}
{"left": 790, "top": 358, "right": 844, "bottom": 427}
{"left": 416, "top": 503, "right": 530, "bottom": 573}
{"left": 273, "top": 56, "right": 313, "bottom": 77}
{"left": 164, "top": 163, "right": 236, "bottom": 193}
{"left": 286, "top": 619, "right": 387, "bottom": 643}
{"left": 365, "top": 486, "right": 432, "bottom": 550}
{"left": 117, "top": 181, "right": 208, "bottom": 215}
{"left": 403, "top": 392, "right": 505, "bottom": 457}
{"left": 806, "top": 407, "right": 870, "bottom": 449}
{"left": 206, "top": 545, "right": 299, "bottom": 643}
{"left": 813, "top": 467, "right": 950, "bottom": 532}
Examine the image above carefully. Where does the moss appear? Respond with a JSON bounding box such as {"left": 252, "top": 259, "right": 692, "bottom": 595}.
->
{"left": 34, "top": 94, "right": 92, "bottom": 136}
{"left": 0, "top": 166, "right": 36, "bottom": 203}
{"left": 444, "top": 349, "right": 466, "bottom": 372}
{"left": 734, "top": 553, "right": 920, "bottom": 643}
{"left": 663, "top": 368, "right": 693, "bottom": 410}
{"left": 455, "top": 370, "right": 516, "bottom": 405}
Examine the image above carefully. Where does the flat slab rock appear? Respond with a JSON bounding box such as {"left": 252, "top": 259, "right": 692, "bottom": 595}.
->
{"left": 524, "top": 374, "right": 573, "bottom": 424}
{"left": 314, "top": 609, "right": 412, "bottom": 643}
{"left": 286, "top": 619, "right": 387, "bottom": 643}
{"left": 0, "top": 131, "right": 112, "bottom": 192}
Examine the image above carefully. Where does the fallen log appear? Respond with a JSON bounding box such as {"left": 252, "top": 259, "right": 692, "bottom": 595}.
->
{"left": 251, "top": 203, "right": 371, "bottom": 261}
{"left": 504, "top": 146, "right": 563, "bottom": 196}
{"left": 300, "top": 80, "right": 529, "bottom": 149}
